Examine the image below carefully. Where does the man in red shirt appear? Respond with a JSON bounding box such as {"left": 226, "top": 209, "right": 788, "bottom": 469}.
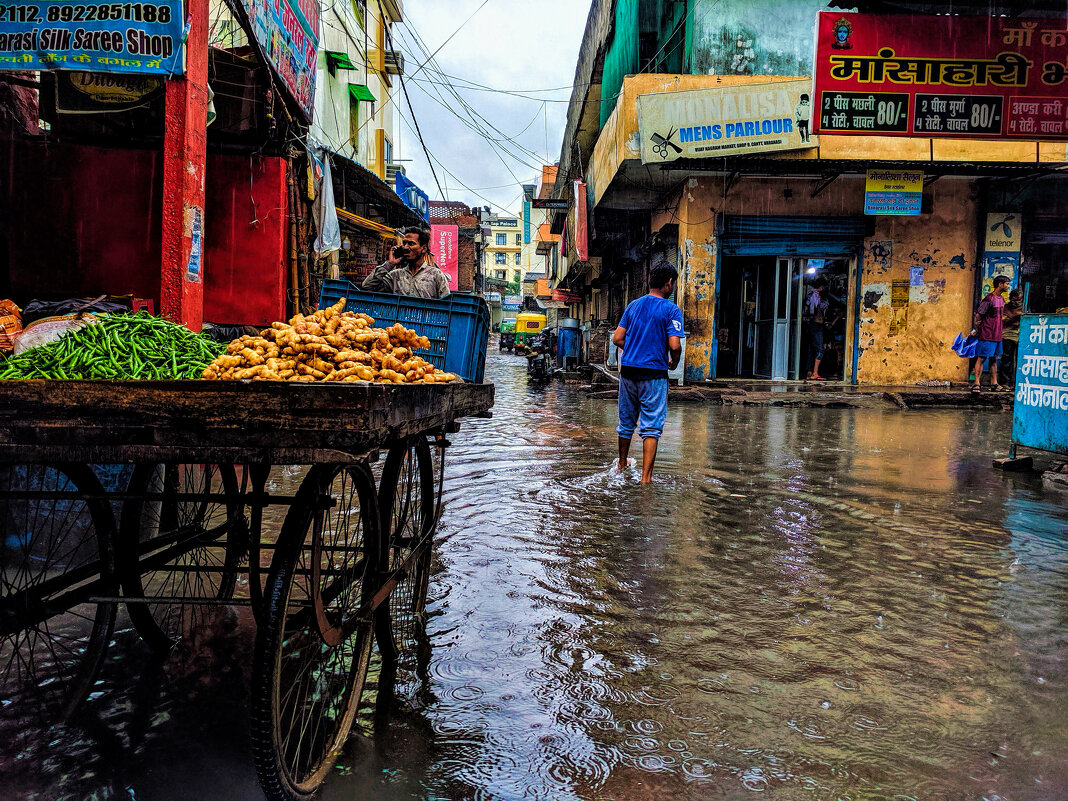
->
{"left": 971, "top": 274, "right": 1010, "bottom": 393}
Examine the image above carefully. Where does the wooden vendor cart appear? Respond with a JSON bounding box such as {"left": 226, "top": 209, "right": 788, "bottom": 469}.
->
{"left": 0, "top": 378, "right": 494, "bottom": 801}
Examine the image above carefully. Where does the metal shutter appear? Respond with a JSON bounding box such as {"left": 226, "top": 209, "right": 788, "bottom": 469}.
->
{"left": 720, "top": 216, "right": 867, "bottom": 257}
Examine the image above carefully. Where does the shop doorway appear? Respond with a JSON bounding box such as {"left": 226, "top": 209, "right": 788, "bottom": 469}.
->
{"left": 717, "top": 256, "right": 850, "bottom": 380}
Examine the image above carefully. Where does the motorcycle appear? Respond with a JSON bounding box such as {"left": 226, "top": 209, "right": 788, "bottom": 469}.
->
{"left": 525, "top": 335, "right": 553, "bottom": 383}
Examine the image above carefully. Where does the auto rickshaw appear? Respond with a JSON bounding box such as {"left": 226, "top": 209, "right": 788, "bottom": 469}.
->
{"left": 499, "top": 318, "right": 517, "bottom": 352}
{"left": 513, "top": 312, "right": 547, "bottom": 353}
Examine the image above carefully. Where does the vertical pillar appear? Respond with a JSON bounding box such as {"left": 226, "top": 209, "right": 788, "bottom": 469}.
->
{"left": 160, "top": 0, "right": 208, "bottom": 330}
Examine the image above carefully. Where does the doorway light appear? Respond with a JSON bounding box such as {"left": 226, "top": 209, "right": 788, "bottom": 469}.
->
{"left": 806, "top": 267, "right": 817, "bottom": 275}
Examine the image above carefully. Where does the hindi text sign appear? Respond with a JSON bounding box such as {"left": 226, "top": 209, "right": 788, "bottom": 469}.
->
{"left": 864, "top": 169, "right": 923, "bottom": 215}
{"left": 240, "top": 0, "right": 319, "bottom": 121}
{"left": 815, "top": 11, "right": 1068, "bottom": 139}
{"left": 1013, "top": 313, "right": 1068, "bottom": 456}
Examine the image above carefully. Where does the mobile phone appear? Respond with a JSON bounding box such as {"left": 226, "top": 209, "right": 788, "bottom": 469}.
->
{"left": 392, "top": 246, "right": 404, "bottom": 259}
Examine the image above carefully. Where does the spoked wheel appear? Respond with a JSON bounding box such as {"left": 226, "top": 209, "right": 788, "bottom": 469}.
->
{"left": 0, "top": 463, "right": 117, "bottom": 728}
{"left": 375, "top": 436, "right": 435, "bottom": 667}
{"left": 251, "top": 462, "right": 384, "bottom": 801}
{"left": 119, "top": 463, "right": 245, "bottom": 652}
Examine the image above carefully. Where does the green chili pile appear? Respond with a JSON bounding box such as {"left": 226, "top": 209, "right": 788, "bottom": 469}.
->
{"left": 0, "top": 313, "right": 225, "bottom": 380}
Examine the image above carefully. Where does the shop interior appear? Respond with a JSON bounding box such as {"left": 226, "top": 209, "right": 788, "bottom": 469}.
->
{"left": 716, "top": 256, "right": 849, "bottom": 381}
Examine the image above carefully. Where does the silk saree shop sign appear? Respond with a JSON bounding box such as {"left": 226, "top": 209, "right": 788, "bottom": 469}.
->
{"left": 637, "top": 79, "right": 817, "bottom": 163}
{"left": 0, "top": 0, "right": 184, "bottom": 75}
{"left": 815, "top": 11, "right": 1068, "bottom": 138}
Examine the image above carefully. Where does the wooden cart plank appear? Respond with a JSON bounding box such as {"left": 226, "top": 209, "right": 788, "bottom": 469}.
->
{"left": 0, "top": 380, "right": 494, "bottom": 464}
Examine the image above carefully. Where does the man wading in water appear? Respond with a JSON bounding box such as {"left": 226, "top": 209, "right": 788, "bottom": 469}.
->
{"left": 612, "top": 265, "right": 684, "bottom": 483}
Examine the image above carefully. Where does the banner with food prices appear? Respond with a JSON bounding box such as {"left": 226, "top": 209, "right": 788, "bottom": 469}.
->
{"left": 0, "top": 0, "right": 183, "bottom": 75}
{"left": 814, "top": 11, "right": 1068, "bottom": 139}
{"left": 241, "top": 0, "right": 319, "bottom": 121}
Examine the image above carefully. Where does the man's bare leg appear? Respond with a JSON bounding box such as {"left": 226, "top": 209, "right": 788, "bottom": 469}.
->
{"left": 618, "top": 436, "right": 631, "bottom": 471}
{"left": 640, "top": 437, "right": 659, "bottom": 484}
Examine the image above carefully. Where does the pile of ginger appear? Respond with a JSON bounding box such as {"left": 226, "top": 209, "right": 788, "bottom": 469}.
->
{"left": 202, "top": 298, "right": 461, "bottom": 383}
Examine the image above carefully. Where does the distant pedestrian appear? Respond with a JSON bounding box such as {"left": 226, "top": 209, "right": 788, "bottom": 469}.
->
{"left": 999, "top": 287, "right": 1024, "bottom": 387}
{"left": 362, "top": 227, "right": 450, "bottom": 299}
{"left": 795, "top": 94, "right": 812, "bottom": 143}
{"left": 612, "top": 265, "right": 684, "bottom": 484}
{"left": 971, "top": 275, "right": 1010, "bottom": 393}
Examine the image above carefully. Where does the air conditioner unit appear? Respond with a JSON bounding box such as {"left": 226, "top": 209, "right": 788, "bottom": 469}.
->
{"left": 386, "top": 163, "right": 406, "bottom": 182}
{"left": 384, "top": 50, "right": 404, "bottom": 76}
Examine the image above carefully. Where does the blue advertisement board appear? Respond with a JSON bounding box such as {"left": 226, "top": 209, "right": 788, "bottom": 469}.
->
{"left": 394, "top": 172, "right": 429, "bottom": 223}
{"left": 1013, "top": 313, "right": 1068, "bottom": 457}
{"left": 0, "top": 0, "right": 184, "bottom": 75}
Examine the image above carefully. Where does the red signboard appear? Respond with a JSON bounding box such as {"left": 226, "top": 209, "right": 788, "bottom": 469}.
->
{"left": 814, "top": 11, "right": 1068, "bottom": 139}
{"left": 551, "top": 288, "right": 583, "bottom": 304}
{"left": 430, "top": 224, "right": 458, "bottom": 291}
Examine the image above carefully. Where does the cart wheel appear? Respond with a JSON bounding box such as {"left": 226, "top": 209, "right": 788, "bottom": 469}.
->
{"left": 375, "top": 436, "right": 435, "bottom": 666}
{"left": 251, "top": 462, "right": 383, "bottom": 801}
{"left": 119, "top": 463, "right": 245, "bottom": 652}
{"left": 0, "top": 463, "right": 117, "bottom": 727}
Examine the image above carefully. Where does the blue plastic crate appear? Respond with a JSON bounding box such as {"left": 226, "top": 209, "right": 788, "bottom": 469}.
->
{"left": 318, "top": 279, "right": 490, "bottom": 383}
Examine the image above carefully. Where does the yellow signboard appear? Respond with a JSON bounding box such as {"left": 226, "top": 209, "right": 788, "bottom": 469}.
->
{"left": 636, "top": 79, "right": 818, "bottom": 163}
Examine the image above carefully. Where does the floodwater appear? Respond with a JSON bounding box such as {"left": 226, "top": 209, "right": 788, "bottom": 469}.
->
{"left": 3, "top": 349, "right": 1068, "bottom": 800}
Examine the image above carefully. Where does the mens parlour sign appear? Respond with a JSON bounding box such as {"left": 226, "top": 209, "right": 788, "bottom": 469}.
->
{"left": 637, "top": 79, "right": 818, "bottom": 163}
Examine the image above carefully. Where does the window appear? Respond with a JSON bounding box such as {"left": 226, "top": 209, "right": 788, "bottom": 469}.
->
{"left": 514, "top": 253, "right": 521, "bottom": 265}
{"left": 515, "top": 233, "right": 522, "bottom": 245}
{"left": 494, "top": 252, "right": 507, "bottom": 265}
{"left": 383, "top": 136, "right": 393, "bottom": 166}
{"left": 494, "top": 270, "right": 506, "bottom": 279}
{"left": 351, "top": 0, "right": 366, "bottom": 28}
{"left": 348, "top": 95, "right": 360, "bottom": 159}
{"left": 496, "top": 233, "right": 507, "bottom": 246}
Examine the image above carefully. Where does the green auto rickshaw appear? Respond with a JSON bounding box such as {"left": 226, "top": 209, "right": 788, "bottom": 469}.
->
{"left": 499, "top": 318, "right": 517, "bottom": 352}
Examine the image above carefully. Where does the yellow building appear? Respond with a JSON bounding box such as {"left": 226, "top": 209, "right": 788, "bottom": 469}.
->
{"left": 483, "top": 214, "right": 524, "bottom": 287}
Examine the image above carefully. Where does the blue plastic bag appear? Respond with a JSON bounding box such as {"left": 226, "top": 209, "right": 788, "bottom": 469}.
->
{"left": 952, "top": 333, "right": 977, "bottom": 358}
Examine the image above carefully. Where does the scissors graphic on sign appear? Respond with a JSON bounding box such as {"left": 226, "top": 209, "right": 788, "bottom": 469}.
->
{"left": 651, "top": 128, "right": 683, "bottom": 159}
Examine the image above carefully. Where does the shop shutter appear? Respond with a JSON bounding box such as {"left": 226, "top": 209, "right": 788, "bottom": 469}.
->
{"left": 1029, "top": 216, "right": 1068, "bottom": 245}
{"left": 720, "top": 216, "right": 866, "bottom": 257}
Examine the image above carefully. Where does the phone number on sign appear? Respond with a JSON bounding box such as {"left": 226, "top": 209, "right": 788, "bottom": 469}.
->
{"left": 0, "top": 3, "right": 172, "bottom": 23}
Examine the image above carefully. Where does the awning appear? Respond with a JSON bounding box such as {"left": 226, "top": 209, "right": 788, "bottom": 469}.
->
{"left": 348, "top": 84, "right": 376, "bottom": 102}
{"left": 335, "top": 207, "right": 396, "bottom": 240}
{"left": 326, "top": 51, "right": 358, "bottom": 71}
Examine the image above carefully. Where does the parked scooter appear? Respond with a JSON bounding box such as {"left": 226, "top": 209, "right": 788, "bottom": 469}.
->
{"left": 525, "top": 333, "right": 553, "bottom": 383}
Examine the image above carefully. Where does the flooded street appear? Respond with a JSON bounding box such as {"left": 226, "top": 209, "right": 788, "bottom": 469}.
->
{"left": 5, "top": 349, "right": 1068, "bottom": 800}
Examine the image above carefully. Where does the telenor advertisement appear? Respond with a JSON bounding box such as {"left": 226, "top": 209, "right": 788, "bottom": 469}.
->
{"left": 814, "top": 11, "right": 1068, "bottom": 139}
{"left": 241, "top": 0, "right": 319, "bottom": 121}
{"left": 637, "top": 79, "right": 817, "bottom": 163}
{"left": 0, "top": 0, "right": 184, "bottom": 75}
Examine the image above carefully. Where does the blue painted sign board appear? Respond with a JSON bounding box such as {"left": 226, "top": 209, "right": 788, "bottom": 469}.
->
{"left": 0, "top": 0, "right": 184, "bottom": 75}
{"left": 1012, "top": 313, "right": 1068, "bottom": 457}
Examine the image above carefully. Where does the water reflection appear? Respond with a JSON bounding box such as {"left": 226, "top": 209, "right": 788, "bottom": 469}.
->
{"left": 3, "top": 350, "right": 1067, "bottom": 800}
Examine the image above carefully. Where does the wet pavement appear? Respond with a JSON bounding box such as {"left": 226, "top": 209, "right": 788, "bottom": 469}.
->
{"left": 4, "top": 349, "right": 1068, "bottom": 800}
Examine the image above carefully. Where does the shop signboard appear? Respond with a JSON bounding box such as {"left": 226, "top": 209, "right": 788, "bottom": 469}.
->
{"left": 551, "top": 288, "right": 583, "bottom": 304}
{"left": 430, "top": 224, "right": 458, "bottom": 291}
{"left": 814, "top": 11, "right": 1068, "bottom": 139}
{"left": 637, "top": 79, "right": 818, "bottom": 163}
{"left": 0, "top": 0, "right": 184, "bottom": 75}
{"left": 503, "top": 296, "right": 523, "bottom": 311}
{"left": 394, "top": 172, "right": 429, "bottom": 223}
{"left": 863, "top": 169, "right": 923, "bottom": 215}
{"left": 241, "top": 0, "right": 319, "bottom": 121}
{"left": 485, "top": 292, "right": 502, "bottom": 303}
{"left": 56, "top": 71, "right": 164, "bottom": 113}
{"left": 982, "top": 212, "right": 1022, "bottom": 294}
{"left": 1013, "top": 313, "right": 1068, "bottom": 456}
{"left": 523, "top": 200, "right": 531, "bottom": 244}
{"left": 493, "top": 219, "right": 518, "bottom": 227}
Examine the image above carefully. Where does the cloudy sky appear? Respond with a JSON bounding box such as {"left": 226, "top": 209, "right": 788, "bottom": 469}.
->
{"left": 388, "top": 0, "right": 591, "bottom": 217}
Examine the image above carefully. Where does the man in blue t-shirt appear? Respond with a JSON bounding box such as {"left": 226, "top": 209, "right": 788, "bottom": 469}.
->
{"left": 611, "top": 265, "right": 684, "bottom": 483}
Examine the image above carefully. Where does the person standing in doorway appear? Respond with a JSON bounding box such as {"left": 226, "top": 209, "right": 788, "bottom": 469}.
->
{"left": 805, "top": 277, "right": 829, "bottom": 380}
{"left": 612, "top": 266, "right": 684, "bottom": 484}
{"left": 971, "top": 274, "right": 1010, "bottom": 393}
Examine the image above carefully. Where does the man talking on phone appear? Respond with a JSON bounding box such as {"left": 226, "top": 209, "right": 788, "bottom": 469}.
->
{"left": 362, "top": 226, "right": 450, "bottom": 299}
